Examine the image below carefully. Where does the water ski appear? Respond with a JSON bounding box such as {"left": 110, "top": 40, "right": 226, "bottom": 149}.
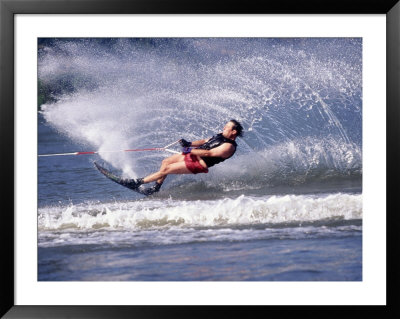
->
{"left": 94, "top": 162, "right": 158, "bottom": 196}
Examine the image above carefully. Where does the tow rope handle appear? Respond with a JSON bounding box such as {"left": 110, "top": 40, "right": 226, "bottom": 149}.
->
{"left": 38, "top": 140, "right": 181, "bottom": 157}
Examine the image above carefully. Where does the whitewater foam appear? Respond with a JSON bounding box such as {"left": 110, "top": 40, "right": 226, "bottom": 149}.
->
{"left": 38, "top": 193, "right": 362, "bottom": 232}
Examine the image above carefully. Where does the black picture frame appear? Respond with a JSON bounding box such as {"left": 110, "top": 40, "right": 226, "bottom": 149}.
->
{"left": 1, "top": 0, "right": 399, "bottom": 318}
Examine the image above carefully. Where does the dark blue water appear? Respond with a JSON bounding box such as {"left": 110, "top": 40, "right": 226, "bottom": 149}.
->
{"left": 39, "top": 236, "right": 361, "bottom": 281}
{"left": 38, "top": 38, "right": 362, "bottom": 281}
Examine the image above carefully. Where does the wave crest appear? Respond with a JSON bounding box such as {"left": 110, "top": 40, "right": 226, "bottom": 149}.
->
{"left": 38, "top": 193, "right": 362, "bottom": 231}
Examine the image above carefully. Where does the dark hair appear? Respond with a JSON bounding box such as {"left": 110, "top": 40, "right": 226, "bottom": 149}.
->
{"left": 230, "top": 119, "right": 243, "bottom": 137}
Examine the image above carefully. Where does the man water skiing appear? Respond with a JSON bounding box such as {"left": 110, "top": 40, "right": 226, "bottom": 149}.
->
{"left": 109, "top": 119, "right": 243, "bottom": 195}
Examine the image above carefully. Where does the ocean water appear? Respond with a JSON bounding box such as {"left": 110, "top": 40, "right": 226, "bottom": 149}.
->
{"left": 38, "top": 38, "right": 362, "bottom": 281}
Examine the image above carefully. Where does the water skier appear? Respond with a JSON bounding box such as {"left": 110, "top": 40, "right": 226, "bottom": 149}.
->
{"left": 120, "top": 119, "right": 243, "bottom": 195}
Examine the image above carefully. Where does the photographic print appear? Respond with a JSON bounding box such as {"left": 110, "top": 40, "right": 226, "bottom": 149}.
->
{"left": 37, "top": 38, "right": 362, "bottom": 281}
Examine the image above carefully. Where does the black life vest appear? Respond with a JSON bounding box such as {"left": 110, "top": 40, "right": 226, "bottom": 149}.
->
{"left": 197, "top": 133, "right": 237, "bottom": 168}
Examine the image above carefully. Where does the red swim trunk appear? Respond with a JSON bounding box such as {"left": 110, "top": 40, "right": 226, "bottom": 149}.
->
{"left": 184, "top": 154, "right": 209, "bottom": 174}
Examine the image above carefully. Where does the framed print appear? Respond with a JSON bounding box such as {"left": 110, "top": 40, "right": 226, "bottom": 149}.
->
{"left": 1, "top": 0, "right": 399, "bottom": 318}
